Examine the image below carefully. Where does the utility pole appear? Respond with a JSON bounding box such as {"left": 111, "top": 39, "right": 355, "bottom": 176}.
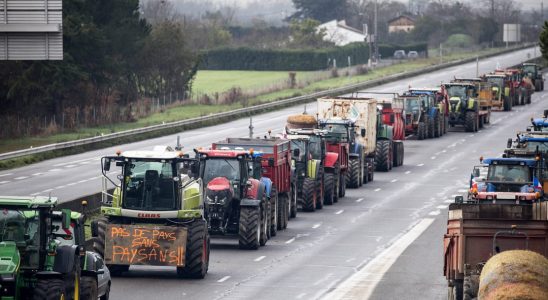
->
{"left": 374, "top": 0, "right": 378, "bottom": 62}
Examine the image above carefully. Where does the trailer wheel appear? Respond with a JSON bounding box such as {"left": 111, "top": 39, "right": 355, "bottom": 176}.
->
{"left": 290, "top": 185, "right": 297, "bottom": 218}
{"left": 478, "top": 114, "right": 484, "bottom": 129}
{"left": 363, "top": 162, "right": 369, "bottom": 184}
{"left": 535, "top": 80, "right": 541, "bottom": 91}
{"left": 464, "top": 112, "right": 476, "bottom": 132}
{"left": 339, "top": 173, "right": 346, "bottom": 198}
{"left": 463, "top": 275, "right": 478, "bottom": 300}
{"left": 279, "top": 192, "right": 289, "bottom": 229}
{"left": 347, "top": 159, "right": 360, "bottom": 188}
{"left": 393, "top": 141, "right": 404, "bottom": 167}
{"left": 375, "top": 140, "right": 391, "bottom": 172}
{"left": 33, "top": 278, "right": 66, "bottom": 300}
{"left": 238, "top": 207, "right": 261, "bottom": 250}
{"left": 301, "top": 177, "right": 317, "bottom": 212}
{"left": 323, "top": 173, "right": 335, "bottom": 205}
{"left": 270, "top": 187, "right": 278, "bottom": 235}
{"left": 448, "top": 281, "right": 463, "bottom": 300}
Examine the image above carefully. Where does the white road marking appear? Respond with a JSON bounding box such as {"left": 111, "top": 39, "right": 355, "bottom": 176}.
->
{"left": 356, "top": 198, "right": 364, "bottom": 203}
{"left": 64, "top": 165, "right": 77, "bottom": 168}
{"left": 436, "top": 205, "right": 448, "bottom": 209}
{"left": 444, "top": 200, "right": 454, "bottom": 204}
{"left": 14, "top": 176, "right": 28, "bottom": 180}
{"left": 428, "top": 210, "right": 441, "bottom": 216}
{"left": 77, "top": 180, "right": 88, "bottom": 183}
{"left": 296, "top": 293, "right": 307, "bottom": 299}
{"left": 42, "top": 189, "right": 53, "bottom": 193}
{"left": 66, "top": 182, "right": 77, "bottom": 186}
{"left": 457, "top": 189, "right": 468, "bottom": 193}
{"left": 312, "top": 223, "right": 322, "bottom": 229}
{"left": 55, "top": 186, "right": 66, "bottom": 189}
{"left": 30, "top": 192, "right": 41, "bottom": 196}
{"left": 0, "top": 173, "right": 13, "bottom": 178}
{"left": 390, "top": 179, "right": 398, "bottom": 183}
{"left": 374, "top": 188, "right": 381, "bottom": 192}
{"left": 32, "top": 173, "right": 43, "bottom": 176}
{"left": 0, "top": 181, "right": 10, "bottom": 184}
{"left": 431, "top": 156, "right": 437, "bottom": 160}
{"left": 323, "top": 218, "right": 435, "bottom": 300}
{"left": 417, "top": 163, "right": 424, "bottom": 166}
{"left": 335, "top": 210, "right": 344, "bottom": 215}
{"left": 405, "top": 171, "right": 411, "bottom": 174}
{"left": 217, "top": 276, "right": 231, "bottom": 283}
{"left": 49, "top": 168, "right": 62, "bottom": 172}
{"left": 254, "top": 256, "right": 266, "bottom": 262}
{"left": 285, "top": 237, "right": 296, "bottom": 244}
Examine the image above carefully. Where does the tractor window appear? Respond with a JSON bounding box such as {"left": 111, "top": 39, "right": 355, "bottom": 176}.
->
{"left": 291, "top": 140, "right": 307, "bottom": 161}
{"left": 202, "top": 158, "right": 241, "bottom": 185}
{"left": 309, "top": 136, "right": 322, "bottom": 160}
{"left": 520, "top": 141, "right": 548, "bottom": 152}
{"left": 446, "top": 86, "right": 466, "bottom": 98}
{"left": 123, "top": 161, "right": 177, "bottom": 211}
{"left": 323, "top": 123, "right": 349, "bottom": 142}
{"left": 405, "top": 98, "right": 420, "bottom": 112}
{"left": 522, "top": 65, "right": 536, "bottom": 75}
{"left": 488, "top": 164, "right": 531, "bottom": 183}
{"left": 486, "top": 77, "right": 503, "bottom": 88}
{"left": 0, "top": 209, "right": 40, "bottom": 268}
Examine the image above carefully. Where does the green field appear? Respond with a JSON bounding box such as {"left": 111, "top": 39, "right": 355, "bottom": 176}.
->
{"left": 0, "top": 46, "right": 507, "bottom": 157}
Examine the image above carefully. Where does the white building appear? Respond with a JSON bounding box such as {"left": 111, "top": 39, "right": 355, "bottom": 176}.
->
{"left": 317, "top": 20, "right": 366, "bottom": 46}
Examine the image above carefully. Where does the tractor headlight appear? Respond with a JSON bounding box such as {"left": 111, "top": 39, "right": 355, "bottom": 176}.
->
{"left": 206, "top": 196, "right": 215, "bottom": 204}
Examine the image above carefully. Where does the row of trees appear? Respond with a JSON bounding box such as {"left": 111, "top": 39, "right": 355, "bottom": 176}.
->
{"left": 0, "top": 0, "right": 198, "bottom": 138}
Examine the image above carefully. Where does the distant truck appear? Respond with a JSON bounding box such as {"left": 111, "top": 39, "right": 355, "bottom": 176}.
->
{"left": 443, "top": 202, "right": 548, "bottom": 300}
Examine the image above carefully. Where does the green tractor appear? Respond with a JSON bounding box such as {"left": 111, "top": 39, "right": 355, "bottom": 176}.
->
{"left": 0, "top": 196, "right": 98, "bottom": 300}
{"left": 92, "top": 146, "right": 210, "bottom": 278}
{"left": 443, "top": 82, "right": 480, "bottom": 132}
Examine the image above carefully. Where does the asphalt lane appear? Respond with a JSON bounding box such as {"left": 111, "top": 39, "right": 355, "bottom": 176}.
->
{"left": 0, "top": 47, "right": 539, "bottom": 203}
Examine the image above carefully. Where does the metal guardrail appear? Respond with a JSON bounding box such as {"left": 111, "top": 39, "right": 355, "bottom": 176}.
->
{"left": 0, "top": 44, "right": 536, "bottom": 162}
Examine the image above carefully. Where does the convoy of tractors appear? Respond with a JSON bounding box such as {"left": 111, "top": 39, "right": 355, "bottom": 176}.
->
{"left": 0, "top": 62, "right": 546, "bottom": 299}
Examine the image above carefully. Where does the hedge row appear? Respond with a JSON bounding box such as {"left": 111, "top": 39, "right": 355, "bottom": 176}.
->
{"left": 199, "top": 42, "right": 428, "bottom": 71}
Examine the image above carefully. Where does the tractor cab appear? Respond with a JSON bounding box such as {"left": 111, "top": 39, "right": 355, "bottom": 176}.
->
{"left": 505, "top": 132, "right": 548, "bottom": 158}
{"left": 443, "top": 83, "right": 477, "bottom": 112}
{"left": 318, "top": 119, "right": 353, "bottom": 144}
{"left": 484, "top": 74, "right": 506, "bottom": 99}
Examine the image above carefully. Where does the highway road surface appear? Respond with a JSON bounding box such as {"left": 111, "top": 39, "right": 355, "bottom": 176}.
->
{"left": 0, "top": 47, "right": 543, "bottom": 299}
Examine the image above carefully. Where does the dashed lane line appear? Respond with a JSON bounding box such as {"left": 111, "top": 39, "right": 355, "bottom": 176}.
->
{"left": 335, "top": 210, "right": 344, "bottom": 215}
{"left": 374, "top": 188, "right": 381, "bottom": 192}
{"left": 0, "top": 181, "right": 10, "bottom": 184}
{"left": 436, "top": 205, "right": 448, "bottom": 209}
{"left": 417, "top": 163, "right": 424, "bottom": 167}
{"left": 285, "top": 237, "right": 296, "bottom": 244}
{"left": 30, "top": 192, "right": 41, "bottom": 196}
{"left": 296, "top": 293, "right": 307, "bottom": 299}
{"left": 254, "top": 256, "right": 266, "bottom": 262}
{"left": 312, "top": 223, "right": 322, "bottom": 229}
{"left": 14, "top": 176, "right": 28, "bottom": 180}
{"left": 428, "top": 210, "right": 441, "bottom": 216}
{"left": 405, "top": 171, "right": 411, "bottom": 174}
{"left": 42, "top": 189, "right": 53, "bottom": 193}
{"left": 217, "top": 276, "right": 231, "bottom": 283}
{"left": 390, "top": 179, "right": 398, "bottom": 183}
{"left": 0, "top": 173, "right": 13, "bottom": 178}
{"left": 356, "top": 198, "right": 364, "bottom": 203}
{"left": 32, "top": 173, "right": 43, "bottom": 176}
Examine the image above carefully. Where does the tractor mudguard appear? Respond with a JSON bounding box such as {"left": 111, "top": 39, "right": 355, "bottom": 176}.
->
{"left": 35, "top": 271, "right": 63, "bottom": 279}
{"left": 81, "top": 251, "right": 97, "bottom": 273}
{"left": 53, "top": 245, "right": 78, "bottom": 274}
{"left": 244, "top": 178, "right": 262, "bottom": 200}
{"left": 324, "top": 152, "right": 339, "bottom": 168}
{"left": 260, "top": 177, "right": 273, "bottom": 197}
{"left": 349, "top": 153, "right": 360, "bottom": 158}
{"left": 240, "top": 199, "right": 261, "bottom": 207}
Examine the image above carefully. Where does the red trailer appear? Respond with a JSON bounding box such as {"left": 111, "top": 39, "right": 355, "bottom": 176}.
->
{"left": 212, "top": 138, "right": 293, "bottom": 233}
{"left": 443, "top": 202, "right": 548, "bottom": 299}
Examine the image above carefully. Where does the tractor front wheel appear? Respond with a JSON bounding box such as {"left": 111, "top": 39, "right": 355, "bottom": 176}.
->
{"left": 238, "top": 207, "right": 261, "bottom": 250}
{"left": 33, "top": 278, "right": 66, "bottom": 300}
{"left": 323, "top": 173, "right": 335, "bottom": 205}
{"left": 347, "top": 159, "right": 360, "bottom": 188}
{"left": 301, "top": 178, "right": 317, "bottom": 212}
{"left": 464, "top": 111, "right": 477, "bottom": 132}
{"left": 375, "top": 140, "right": 392, "bottom": 172}
{"left": 178, "top": 219, "right": 210, "bottom": 277}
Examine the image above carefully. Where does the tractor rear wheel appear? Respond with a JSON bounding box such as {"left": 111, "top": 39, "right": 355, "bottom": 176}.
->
{"left": 260, "top": 201, "right": 270, "bottom": 246}
{"left": 464, "top": 111, "right": 476, "bottom": 132}
{"left": 375, "top": 140, "right": 391, "bottom": 172}
{"left": 279, "top": 193, "right": 289, "bottom": 227}
{"left": 178, "top": 219, "right": 210, "bottom": 277}
{"left": 323, "top": 173, "right": 335, "bottom": 205}
{"left": 503, "top": 95, "right": 512, "bottom": 111}
{"left": 33, "top": 278, "right": 66, "bottom": 300}
{"left": 238, "top": 207, "right": 261, "bottom": 250}
{"left": 270, "top": 187, "right": 278, "bottom": 236}
{"left": 80, "top": 277, "right": 99, "bottom": 300}
{"left": 315, "top": 181, "right": 324, "bottom": 210}
{"left": 428, "top": 118, "right": 435, "bottom": 138}
{"left": 393, "top": 141, "right": 404, "bottom": 167}
{"left": 535, "top": 80, "right": 541, "bottom": 91}
{"left": 347, "top": 159, "right": 360, "bottom": 188}
{"left": 301, "top": 178, "right": 317, "bottom": 212}
{"left": 434, "top": 116, "right": 441, "bottom": 137}
{"left": 91, "top": 217, "right": 108, "bottom": 258}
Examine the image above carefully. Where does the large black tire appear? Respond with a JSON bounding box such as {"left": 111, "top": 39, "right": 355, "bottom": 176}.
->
{"left": 260, "top": 200, "right": 270, "bottom": 246}
{"left": 91, "top": 217, "right": 108, "bottom": 258}
{"left": 33, "top": 278, "right": 66, "bottom": 300}
{"left": 478, "top": 114, "right": 484, "bottom": 129}
{"left": 503, "top": 95, "right": 512, "bottom": 111}
{"left": 367, "top": 160, "right": 374, "bottom": 182}
{"left": 375, "top": 140, "right": 391, "bottom": 172}
{"left": 393, "top": 141, "right": 404, "bottom": 167}
{"left": 417, "top": 122, "right": 426, "bottom": 140}
{"left": 315, "top": 180, "right": 324, "bottom": 210}
{"left": 301, "top": 177, "right": 317, "bottom": 212}
{"left": 177, "top": 219, "right": 210, "bottom": 278}
{"left": 463, "top": 275, "right": 478, "bottom": 300}
{"left": 290, "top": 185, "right": 297, "bottom": 218}
{"left": 434, "top": 115, "right": 441, "bottom": 137}
{"left": 270, "top": 188, "right": 278, "bottom": 235}
{"left": 338, "top": 173, "right": 346, "bottom": 198}
{"left": 444, "top": 116, "right": 448, "bottom": 134}
{"left": 238, "top": 207, "right": 261, "bottom": 250}
{"left": 80, "top": 276, "right": 99, "bottom": 300}
{"left": 428, "top": 118, "right": 435, "bottom": 138}
{"left": 363, "top": 163, "right": 369, "bottom": 184}
{"left": 464, "top": 111, "right": 476, "bottom": 132}
{"left": 323, "top": 173, "right": 335, "bottom": 205}
{"left": 279, "top": 193, "right": 289, "bottom": 227}
{"left": 347, "top": 159, "right": 360, "bottom": 188}
{"left": 535, "top": 80, "right": 541, "bottom": 91}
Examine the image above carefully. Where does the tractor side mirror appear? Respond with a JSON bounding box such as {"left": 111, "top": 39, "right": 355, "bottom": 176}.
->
{"left": 103, "top": 158, "right": 111, "bottom": 172}
{"left": 293, "top": 148, "right": 300, "bottom": 158}
{"left": 507, "top": 138, "right": 512, "bottom": 149}
{"left": 190, "top": 162, "right": 199, "bottom": 176}
{"left": 454, "top": 196, "right": 464, "bottom": 204}
{"left": 361, "top": 128, "right": 366, "bottom": 137}
{"left": 61, "top": 209, "right": 71, "bottom": 230}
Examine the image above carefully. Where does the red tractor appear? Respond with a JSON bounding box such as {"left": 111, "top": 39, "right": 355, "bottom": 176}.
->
{"left": 317, "top": 119, "right": 350, "bottom": 198}
{"left": 195, "top": 149, "right": 270, "bottom": 250}
{"left": 211, "top": 138, "right": 293, "bottom": 236}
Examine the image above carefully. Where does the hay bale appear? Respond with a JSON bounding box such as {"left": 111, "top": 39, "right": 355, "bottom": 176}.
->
{"left": 286, "top": 114, "right": 317, "bottom": 129}
{"left": 479, "top": 250, "right": 548, "bottom": 300}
